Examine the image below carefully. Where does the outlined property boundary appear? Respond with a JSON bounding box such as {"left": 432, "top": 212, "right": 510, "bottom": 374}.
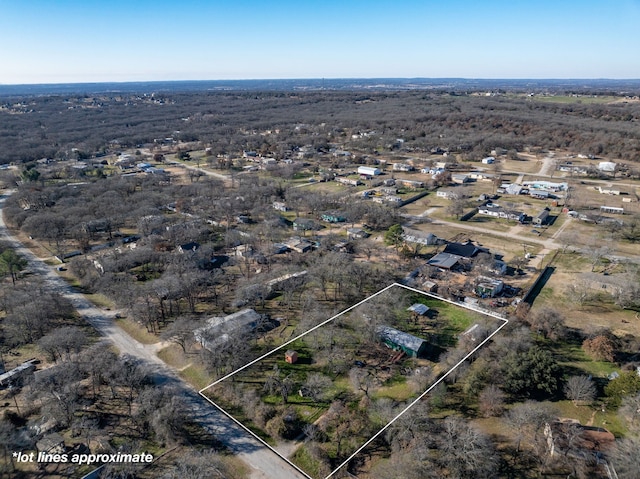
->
{"left": 198, "top": 282, "right": 509, "bottom": 479}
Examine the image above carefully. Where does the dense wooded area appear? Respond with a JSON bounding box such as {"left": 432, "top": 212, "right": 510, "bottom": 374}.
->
{"left": 2, "top": 89, "right": 640, "bottom": 165}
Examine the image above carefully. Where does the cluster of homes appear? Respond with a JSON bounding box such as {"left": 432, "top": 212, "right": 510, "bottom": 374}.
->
{"left": 114, "top": 155, "right": 167, "bottom": 175}
{"left": 555, "top": 159, "right": 619, "bottom": 176}
{"left": 496, "top": 180, "right": 568, "bottom": 200}
{"left": 420, "top": 240, "right": 511, "bottom": 302}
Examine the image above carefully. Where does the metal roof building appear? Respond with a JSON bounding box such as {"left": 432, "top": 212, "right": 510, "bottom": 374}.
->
{"left": 427, "top": 252, "right": 462, "bottom": 270}
{"left": 194, "top": 309, "right": 262, "bottom": 351}
{"left": 408, "top": 303, "right": 429, "bottom": 315}
{"left": 377, "top": 326, "right": 429, "bottom": 358}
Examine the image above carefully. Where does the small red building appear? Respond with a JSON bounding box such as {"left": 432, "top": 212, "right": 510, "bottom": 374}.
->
{"left": 285, "top": 350, "right": 298, "bottom": 364}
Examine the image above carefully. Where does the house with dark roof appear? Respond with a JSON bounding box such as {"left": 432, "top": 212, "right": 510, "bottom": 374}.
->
{"left": 178, "top": 241, "right": 200, "bottom": 253}
{"left": 284, "top": 237, "right": 313, "bottom": 253}
{"left": 443, "top": 242, "right": 480, "bottom": 258}
{"left": 377, "top": 326, "right": 429, "bottom": 358}
{"left": 347, "top": 228, "right": 370, "bottom": 239}
{"left": 533, "top": 208, "right": 550, "bottom": 226}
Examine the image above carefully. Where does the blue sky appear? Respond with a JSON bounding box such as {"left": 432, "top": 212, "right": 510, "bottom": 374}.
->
{"left": 1, "top": 0, "right": 639, "bottom": 84}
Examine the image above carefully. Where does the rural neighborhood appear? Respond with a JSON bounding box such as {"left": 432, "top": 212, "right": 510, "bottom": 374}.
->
{"left": 1, "top": 83, "right": 640, "bottom": 479}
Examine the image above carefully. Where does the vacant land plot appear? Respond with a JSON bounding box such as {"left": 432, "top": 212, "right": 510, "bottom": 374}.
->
{"left": 200, "top": 284, "right": 506, "bottom": 479}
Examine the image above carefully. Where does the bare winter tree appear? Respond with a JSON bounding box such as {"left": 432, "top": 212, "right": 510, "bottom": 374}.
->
{"left": 37, "top": 326, "right": 88, "bottom": 362}
{"left": 384, "top": 400, "right": 432, "bottom": 453}
{"left": 611, "top": 435, "right": 640, "bottom": 479}
{"left": 301, "top": 373, "right": 332, "bottom": 402}
{"left": 619, "top": 393, "right": 640, "bottom": 432}
{"left": 504, "top": 400, "right": 556, "bottom": 458}
{"left": 161, "top": 449, "right": 244, "bottom": 479}
{"left": 528, "top": 306, "right": 566, "bottom": 340}
{"left": 33, "top": 362, "right": 85, "bottom": 427}
{"left": 438, "top": 416, "right": 498, "bottom": 479}
{"left": 349, "top": 367, "right": 379, "bottom": 398}
{"left": 263, "top": 364, "right": 295, "bottom": 404}
{"left": 565, "top": 279, "right": 593, "bottom": 306}
{"left": 478, "top": 385, "right": 506, "bottom": 417}
{"left": 564, "top": 375, "right": 597, "bottom": 405}
{"left": 161, "top": 315, "right": 199, "bottom": 353}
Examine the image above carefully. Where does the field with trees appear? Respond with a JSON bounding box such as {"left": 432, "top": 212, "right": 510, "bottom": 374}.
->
{"left": 203, "top": 285, "right": 504, "bottom": 478}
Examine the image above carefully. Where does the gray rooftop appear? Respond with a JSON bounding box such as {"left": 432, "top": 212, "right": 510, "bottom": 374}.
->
{"left": 377, "top": 326, "right": 426, "bottom": 354}
{"left": 427, "top": 252, "right": 461, "bottom": 269}
{"left": 194, "top": 308, "right": 261, "bottom": 349}
{"left": 408, "top": 303, "right": 429, "bottom": 315}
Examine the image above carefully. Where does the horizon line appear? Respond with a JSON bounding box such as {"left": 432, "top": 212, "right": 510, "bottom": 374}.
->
{"left": 2, "top": 76, "right": 640, "bottom": 87}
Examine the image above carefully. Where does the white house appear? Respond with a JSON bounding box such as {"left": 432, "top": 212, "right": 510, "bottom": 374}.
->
{"left": 392, "top": 163, "right": 413, "bottom": 172}
{"left": 436, "top": 189, "right": 460, "bottom": 200}
{"left": 357, "top": 166, "right": 381, "bottom": 176}
{"left": 598, "top": 161, "right": 617, "bottom": 172}
{"left": 451, "top": 173, "right": 470, "bottom": 184}
{"left": 194, "top": 309, "right": 263, "bottom": 351}
{"left": 478, "top": 203, "right": 525, "bottom": 223}
{"left": 481, "top": 157, "right": 495, "bottom": 164}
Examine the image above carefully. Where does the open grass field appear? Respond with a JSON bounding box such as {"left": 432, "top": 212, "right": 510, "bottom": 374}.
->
{"left": 545, "top": 400, "right": 627, "bottom": 437}
{"left": 532, "top": 250, "right": 640, "bottom": 337}
{"left": 157, "top": 343, "right": 193, "bottom": 369}
{"left": 531, "top": 95, "right": 624, "bottom": 105}
{"left": 115, "top": 317, "right": 160, "bottom": 344}
{"left": 500, "top": 157, "right": 544, "bottom": 174}
{"left": 180, "top": 364, "right": 214, "bottom": 390}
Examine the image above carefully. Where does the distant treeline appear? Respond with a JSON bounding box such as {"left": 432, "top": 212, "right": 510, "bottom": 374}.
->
{"left": 2, "top": 88, "right": 640, "bottom": 164}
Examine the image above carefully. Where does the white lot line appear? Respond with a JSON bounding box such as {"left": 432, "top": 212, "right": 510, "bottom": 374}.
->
{"left": 199, "top": 283, "right": 509, "bottom": 479}
{"left": 328, "top": 283, "right": 509, "bottom": 479}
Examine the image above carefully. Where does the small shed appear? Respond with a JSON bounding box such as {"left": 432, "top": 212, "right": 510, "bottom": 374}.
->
{"left": 422, "top": 280, "right": 437, "bottom": 292}
{"left": 285, "top": 350, "right": 298, "bottom": 364}
{"left": 408, "top": 303, "right": 429, "bottom": 316}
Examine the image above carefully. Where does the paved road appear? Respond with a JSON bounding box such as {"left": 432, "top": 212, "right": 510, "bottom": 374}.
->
{"left": 0, "top": 190, "right": 307, "bottom": 479}
{"left": 429, "top": 216, "right": 557, "bottom": 249}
